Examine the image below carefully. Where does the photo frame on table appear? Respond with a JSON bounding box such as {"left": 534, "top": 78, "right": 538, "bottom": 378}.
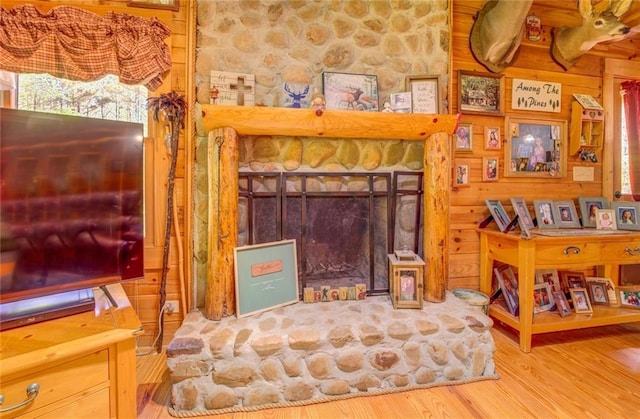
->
{"left": 610, "top": 202, "right": 640, "bottom": 231}
{"left": 494, "top": 264, "right": 519, "bottom": 316}
{"left": 485, "top": 126, "right": 501, "bottom": 150}
{"left": 595, "top": 208, "right": 617, "bottom": 230}
{"left": 535, "top": 269, "right": 563, "bottom": 293}
{"left": 453, "top": 161, "right": 470, "bottom": 188}
{"left": 569, "top": 288, "right": 593, "bottom": 314}
{"left": 511, "top": 197, "right": 535, "bottom": 232}
{"left": 552, "top": 291, "right": 572, "bottom": 317}
{"left": 458, "top": 71, "right": 504, "bottom": 116}
{"left": 587, "top": 281, "right": 610, "bottom": 305}
{"left": 578, "top": 197, "right": 608, "bottom": 228}
{"left": 322, "top": 72, "right": 379, "bottom": 111}
{"left": 405, "top": 75, "right": 441, "bottom": 114}
{"left": 533, "top": 283, "right": 554, "bottom": 313}
{"left": 586, "top": 277, "right": 618, "bottom": 306}
{"left": 560, "top": 271, "right": 586, "bottom": 290}
{"left": 485, "top": 199, "right": 512, "bottom": 232}
{"left": 454, "top": 123, "right": 473, "bottom": 152}
{"left": 618, "top": 286, "right": 640, "bottom": 308}
{"left": 127, "top": 0, "right": 179, "bottom": 10}
{"left": 552, "top": 200, "right": 581, "bottom": 228}
{"left": 483, "top": 157, "right": 499, "bottom": 182}
{"left": 234, "top": 239, "right": 299, "bottom": 318}
{"left": 504, "top": 116, "right": 567, "bottom": 178}
{"left": 533, "top": 199, "right": 557, "bottom": 229}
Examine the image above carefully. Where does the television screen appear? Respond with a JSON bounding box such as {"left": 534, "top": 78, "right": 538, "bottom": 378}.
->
{"left": 0, "top": 108, "right": 144, "bottom": 309}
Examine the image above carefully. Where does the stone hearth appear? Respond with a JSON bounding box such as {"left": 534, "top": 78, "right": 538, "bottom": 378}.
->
{"left": 167, "top": 293, "right": 496, "bottom": 415}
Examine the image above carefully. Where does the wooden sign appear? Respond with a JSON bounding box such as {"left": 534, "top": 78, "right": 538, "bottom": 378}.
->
{"left": 511, "top": 78, "right": 561, "bottom": 112}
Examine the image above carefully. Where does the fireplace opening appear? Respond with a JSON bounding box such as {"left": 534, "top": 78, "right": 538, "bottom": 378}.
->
{"left": 239, "top": 171, "right": 423, "bottom": 296}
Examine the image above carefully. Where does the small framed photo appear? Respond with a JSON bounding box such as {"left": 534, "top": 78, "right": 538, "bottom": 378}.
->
{"left": 454, "top": 161, "right": 470, "bottom": 188}
{"left": 618, "top": 287, "right": 640, "bottom": 308}
{"left": 390, "top": 92, "right": 412, "bottom": 113}
{"left": 569, "top": 288, "right": 593, "bottom": 314}
{"left": 595, "top": 208, "right": 617, "bottom": 230}
{"left": 611, "top": 202, "right": 640, "bottom": 231}
{"left": 561, "top": 271, "right": 586, "bottom": 289}
{"left": 494, "top": 264, "right": 519, "bottom": 316}
{"left": 405, "top": 75, "right": 442, "bottom": 114}
{"left": 578, "top": 197, "right": 608, "bottom": 228}
{"left": 511, "top": 197, "right": 535, "bottom": 232}
{"left": 552, "top": 200, "right": 581, "bottom": 228}
{"left": 485, "top": 126, "right": 501, "bottom": 150}
{"left": 127, "top": 0, "right": 179, "bottom": 11}
{"left": 553, "top": 291, "right": 572, "bottom": 317}
{"left": 454, "top": 123, "right": 473, "bottom": 152}
{"left": 535, "top": 269, "right": 563, "bottom": 293}
{"left": 485, "top": 199, "right": 512, "bottom": 232}
{"left": 587, "top": 281, "right": 610, "bottom": 305}
{"left": 322, "top": 72, "right": 379, "bottom": 111}
{"left": 533, "top": 283, "right": 554, "bottom": 313}
{"left": 586, "top": 277, "right": 618, "bottom": 306}
{"left": 533, "top": 199, "right": 557, "bottom": 229}
{"left": 483, "top": 157, "right": 499, "bottom": 182}
{"left": 458, "top": 70, "right": 504, "bottom": 116}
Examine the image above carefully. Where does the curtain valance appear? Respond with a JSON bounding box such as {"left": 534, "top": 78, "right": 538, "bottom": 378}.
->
{"left": 0, "top": 4, "right": 171, "bottom": 91}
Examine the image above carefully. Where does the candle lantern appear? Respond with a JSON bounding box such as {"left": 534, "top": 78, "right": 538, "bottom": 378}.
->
{"left": 388, "top": 250, "right": 425, "bottom": 309}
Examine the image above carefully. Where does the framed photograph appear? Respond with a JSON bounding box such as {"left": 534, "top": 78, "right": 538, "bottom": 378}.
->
{"left": 483, "top": 157, "right": 499, "bottom": 182}
{"left": 533, "top": 199, "right": 557, "bottom": 229}
{"left": 504, "top": 116, "right": 567, "bottom": 178}
{"left": 569, "top": 288, "right": 593, "bottom": 314}
{"left": 454, "top": 161, "right": 470, "bottom": 188}
{"left": 458, "top": 71, "right": 504, "bottom": 116}
{"left": 552, "top": 200, "right": 581, "bottom": 228}
{"left": 454, "top": 123, "right": 473, "bottom": 152}
{"left": 611, "top": 202, "right": 640, "bottom": 231}
{"left": 390, "top": 92, "right": 412, "bottom": 113}
{"left": 586, "top": 277, "right": 618, "bottom": 306}
{"left": 127, "top": 0, "right": 179, "bottom": 11}
{"left": 485, "top": 126, "right": 501, "bottom": 150}
{"left": 595, "top": 208, "right": 617, "bottom": 230}
{"left": 578, "top": 197, "right": 608, "bottom": 228}
{"left": 587, "top": 281, "right": 610, "bottom": 305}
{"left": 234, "top": 239, "right": 299, "bottom": 318}
{"left": 322, "top": 72, "right": 379, "bottom": 111}
{"left": 618, "top": 287, "right": 640, "bottom": 308}
{"left": 553, "top": 291, "right": 572, "bottom": 317}
{"left": 533, "top": 283, "right": 554, "bottom": 313}
{"left": 560, "top": 271, "right": 586, "bottom": 290}
{"left": 485, "top": 199, "right": 512, "bottom": 232}
{"left": 494, "top": 264, "right": 519, "bottom": 316}
{"left": 535, "top": 269, "right": 563, "bottom": 293}
{"left": 511, "top": 197, "right": 535, "bottom": 232}
{"left": 405, "top": 75, "right": 442, "bottom": 114}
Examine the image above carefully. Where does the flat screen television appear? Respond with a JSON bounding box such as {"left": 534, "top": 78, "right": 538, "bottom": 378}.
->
{"left": 0, "top": 108, "right": 144, "bottom": 329}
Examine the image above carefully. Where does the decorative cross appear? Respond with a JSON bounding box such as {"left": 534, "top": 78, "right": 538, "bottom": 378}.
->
{"left": 229, "top": 77, "right": 253, "bottom": 106}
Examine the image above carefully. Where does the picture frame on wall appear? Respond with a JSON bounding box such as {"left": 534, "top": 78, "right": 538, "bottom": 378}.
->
{"left": 485, "top": 126, "right": 501, "bottom": 150}
{"left": 552, "top": 200, "right": 581, "bottom": 228}
{"left": 483, "top": 157, "right": 499, "bottom": 182}
{"left": 322, "top": 72, "right": 379, "bottom": 111}
{"left": 578, "top": 196, "right": 609, "bottom": 228}
{"left": 405, "top": 75, "right": 441, "bottom": 114}
{"left": 611, "top": 202, "right": 640, "bottom": 231}
{"left": 458, "top": 71, "right": 504, "bottom": 116}
{"left": 127, "top": 0, "right": 179, "bottom": 11}
{"left": 485, "top": 199, "right": 512, "bottom": 232}
{"left": 454, "top": 123, "right": 473, "bottom": 152}
{"left": 533, "top": 199, "right": 557, "bottom": 229}
{"left": 454, "top": 161, "right": 470, "bottom": 188}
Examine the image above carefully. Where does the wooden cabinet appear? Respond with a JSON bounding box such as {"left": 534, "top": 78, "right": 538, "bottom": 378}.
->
{"left": 0, "top": 285, "right": 141, "bottom": 418}
{"left": 478, "top": 229, "right": 640, "bottom": 352}
{"left": 569, "top": 101, "right": 604, "bottom": 156}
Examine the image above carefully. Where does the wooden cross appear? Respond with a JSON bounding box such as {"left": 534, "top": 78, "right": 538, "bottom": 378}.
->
{"left": 229, "top": 77, "right": 253, "bottom": 106}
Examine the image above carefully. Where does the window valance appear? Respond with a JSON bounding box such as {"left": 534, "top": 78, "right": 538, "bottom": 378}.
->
{"left": 0, "top": 4, "right": 171, "bottom": 91}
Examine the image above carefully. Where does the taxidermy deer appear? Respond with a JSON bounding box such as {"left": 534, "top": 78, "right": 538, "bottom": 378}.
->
{"left": 551, "top": 0, "right": 632, "bottom": 70}
{"left": 470, "top": 0, "right": 533, "bottom": 73}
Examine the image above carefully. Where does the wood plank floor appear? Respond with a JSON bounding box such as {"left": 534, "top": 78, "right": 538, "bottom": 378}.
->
{"left": 136, "top": 322, "right": 640, "bottom": 418}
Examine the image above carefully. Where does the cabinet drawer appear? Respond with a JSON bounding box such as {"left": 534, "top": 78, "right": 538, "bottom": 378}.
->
{"left": 601, "top": 241, "right": 640, "bottom": 263}
{"left": 535, "top": 242, "right": 600, "bottom": 265}
{"left": 0, "top": 349, "right": 109, "bottom": 418}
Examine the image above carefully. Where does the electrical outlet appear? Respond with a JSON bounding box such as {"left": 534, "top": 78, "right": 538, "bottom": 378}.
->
{"left": 164, "top": 300, "right": 180, "bottom": 314}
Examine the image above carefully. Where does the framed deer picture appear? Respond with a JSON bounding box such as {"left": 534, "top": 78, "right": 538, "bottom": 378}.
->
{"left": 322, "top": 72, "right": 379, "bottom": 112}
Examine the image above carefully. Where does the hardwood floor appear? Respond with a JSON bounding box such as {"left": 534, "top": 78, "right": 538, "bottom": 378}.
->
{"left": 136, "top": 322, "right": 640, "bottom": 418}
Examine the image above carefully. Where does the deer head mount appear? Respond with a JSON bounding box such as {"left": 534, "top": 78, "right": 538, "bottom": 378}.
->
{"left": 470, "top": 0, "right": 534, "bottom": 73}
{"left": 551, "top": 0, "right": 632, "bottom": 70}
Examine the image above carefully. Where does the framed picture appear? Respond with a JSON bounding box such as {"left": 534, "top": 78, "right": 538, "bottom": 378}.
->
{"left": 458, "top": 71, "right": 504, "bottom": 116}
{"left": 595, "top": 208, "right": 617, "bottom": 230}
{"left": 587, "top": 281, "right": 610, "bottom": 305}
{"left": 611, "top": 202, "right": 640, "bottom": 231}
{"left": 485, "top": 199, "right": 512, "bottom": 232}
{"left": 494, "top": 264, "right": 519, "bottom": 316}
{"left": 552, "top": 291, "right": 572, "bottom": 317}
{"left": 511, "top": 197, "right": 535, "bottom": 232}
{"left": 390, "top": 92, "right": 412, "bottom": 113}
{"left": 485, "top": 126, "right": 501, "bottom": 150}
{"left": 552, "top": 200, "right": 581, "bottom": 228}
{"left": 504, "top": 116, "right": 567, "bottom": 178}
{"left": 618, "top": 287, "right": 640, "bottom": 308}
{"left": 127, "top": 0, "right": 179, "bottom": 11}
{"left": 405, "top": 75, "right": 442, "bottom": 114}
{"left": 569, "top": 288, "right": 593, "bottom": 314}
{"left": 535, "top": 269, "right": 563, "bottom": 293}
{"left": 578, "top": 196, "right": 608, "bottom": 228}
{"left": 533, "top": 283, "right": 554, "bottom": 313}
{"left": 234, "top": 239, "right": 299, "bottom": 318}
{"left": 483, "top": 157, "right": 499, "bottom": 182}
{"left": 322, "top": 72, "right": 379, "bottom": 111}
{"left": 586, "top": 277, "right": 618, "bottom": 306}
{"left": 454, "top": 161, "right": 470, "bottom": 188}
{"left": 454, "top": 123, "right": 473, "bottom": 152}
{"left": 560, "top": 271, "right": 586, "bottom": 289}
{"left": 533, "top": 199, "right": 557, "bottom": 229}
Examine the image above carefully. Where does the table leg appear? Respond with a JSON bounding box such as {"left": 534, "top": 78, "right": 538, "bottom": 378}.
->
{"left": 517, "top": 240, "right": 536, "bottom": 352}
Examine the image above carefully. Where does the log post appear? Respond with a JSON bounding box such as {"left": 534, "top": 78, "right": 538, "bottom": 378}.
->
{"left": 423, "top": 131, "right": 450, "bottom": 302}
